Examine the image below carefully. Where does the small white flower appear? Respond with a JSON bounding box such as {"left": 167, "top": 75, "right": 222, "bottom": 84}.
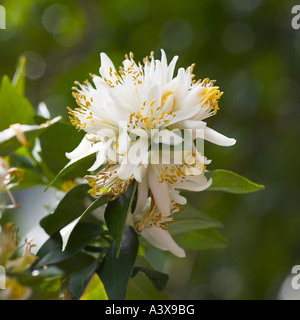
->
{"left": 66, "top": 50, "right": 236, "bottom": 257}
{"left": 0, "top": 157, "right": 23, "bottom": 209}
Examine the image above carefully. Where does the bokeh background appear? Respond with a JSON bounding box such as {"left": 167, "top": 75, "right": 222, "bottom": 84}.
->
{"left": 1, "top": 0, "right": 300, "bottom": 299}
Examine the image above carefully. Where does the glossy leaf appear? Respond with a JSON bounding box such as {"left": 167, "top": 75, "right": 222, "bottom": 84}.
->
{"left": 12, "top": 56, "right": 26, "bottom": 95}
{"left": 104, "top": 182, "right": 137, "bottom": 257}
{"left": 59, "top": 194, "right": 109, "bottom": 251}
{"left": 206, "top": 169, "right": 265, "bottom": 194}
{"left": 131, "top": 266, "right": 169, "bottom": 292}
{"left": 45, "top": 152, "right": 96, "bottom": 190}
{"left": 38, "top": 120, "right": 92, "bottom": 179}
{"left": 97, "top": 226, "right": 139, "bottom": 300}
{"left": 40, "top": 184, "right": 108, "bottom": 236}
{"left": 69, "top": 256, "right": 103, "bottom": 299}
{"left": 126, "top": 272, "right": 168, "bottom": 300}
{"left": 170, "top": 204, "right": 222, "bottom": 235}
{"left": 0, "top": 75, "right": 35, "bottom": 131}
{"left": 173, "top": 228, "right": 228, "bottom": 250}
{"left": 34, "top": 223, "right": 102, "bottom": 270}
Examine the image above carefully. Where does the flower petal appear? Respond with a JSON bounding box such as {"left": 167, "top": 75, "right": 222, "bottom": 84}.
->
{"left": 99, "top": 52, "right": 117, "bottom": 81}
{"left": 175, "top": 176, "right": 212, "bottom": 192}
{"left": 65, "top": 136, "right": 92, "bottom": 160}
{"left": 174, "top": 120, "right": 207, "bottom": 130}
{"left": 152, "top": 129, "right": 183, "bottom": 145}
{"left": 141, "top": 226, "right": 185, "bottom": 258}
{"left": 133, "top": 175, "right": 149, "bottom": 215}
{"left": 204, "top": 127, "right": 236, "bottom": 147}
{"left": 148, "top": 167, "right": 170, "bottom": 216}
{"left": 88, "top": 145, "right": 107, "bottom": 171}
{"left": 133, "top": 165, "right": 147, "bottom": 183}
{"left": 169, "top": 188, "right": 187, "bottom": 205}
{"left": 167, "top": 55, "right": 179, "bottom": 82}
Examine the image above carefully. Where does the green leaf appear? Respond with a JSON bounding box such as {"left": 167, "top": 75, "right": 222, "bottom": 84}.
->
{"left": 69, "top": 256, "right": 103, "bottom": 299}
{"left": 40, "top": 184, "right": 92, "bottom": 236}
{"left": 126, "top": 272, "right": 168, "bottom": 300}
{"left": 97, "top": 226, "right": 139, "bottom": 300}
{"left": 13, "top": 167, "right": 47, "bottom": 190}
{"left": 34, "top": 223, "right": 102, "bottom": 270}
{"left": 0, "top": 75, "right": 35, "bottom": 131}
{"left": 45, "top": 152, "right": 96, "bottom": 191}
{"left": 38, "top": 120, "right": 93, "bottom": 179}
{"left": 104, "top": 182, "right": 137, "bottom": 257}
{"left": 170, "top": 204, "right": 222, "bottom": 235}
{"left": 131, "top": 267, "right": 169, "bottom": 292}
{"left": 54, "top": 252, "right": 96, "bottom": 276}
{"left": 173, "top": 228, "right": 228, "bottom": 250}
{"left": 12, "top": 56, "right": 26, "bottom": 95}
{"left": 206, "top": 169, "right": 265, "bottom": 194}
{"left": 40, "top": 184, "right": 109, "bottom": 236}
{"left": 80, "top": 273, "right": 108, "bottom": 300}
{"left": 0, "top": 117, "right": 61, "bottom": 157}
{"left": 60, "top": 194, "right": 109, "bottom": 251}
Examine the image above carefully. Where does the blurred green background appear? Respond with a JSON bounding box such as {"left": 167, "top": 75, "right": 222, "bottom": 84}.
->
{"left": 1, "top": 0, "right": 300, "bottom": 299}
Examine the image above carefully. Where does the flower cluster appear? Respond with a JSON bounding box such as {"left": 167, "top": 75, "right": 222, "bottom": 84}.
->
{"left": 0, "top": 223, "right": 37, "bottom": 300}
{"left": 66, "top": 50, "right": 236, "bottom": 257}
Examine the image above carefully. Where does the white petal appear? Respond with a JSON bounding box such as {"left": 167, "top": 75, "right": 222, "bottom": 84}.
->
{"left": 169, "top": 188, "right": 187, "bottom": 205}
{"left": 92, "top": 75, "right": 108, "bottom": 91}
{"left": 146, "top": 84, "right": 161, "bottom": 109}
{"left": 204, "top": 127, "right": 236, "bottom": 146}
{"left": 125, "top": 138, "right": 149, "bottom": 166}
{"left": 37, "top": 102, "right": 51, "bottom": 119}
{"left": 88, "top": 147, "right": 107, "bottom": 171}
{"left": 66, "top": 141, "right": 105, "bottom": 172}
{"left": 168, "top": 103, "right": 203, "bottom": 126}
{"left": 160, "top": 49, "right": 168, "bottom": 69}
{"left": 118, "top": 124, "right": 131, "bottom": 154}
{"left": 152, "top": 129, "right": 183, "bottom": 145}
{"left": 133, "top": 175, "right": 149, "bottom": 215}
{"left": 167, "top": 55, "right": 179, "bottom": 82}
{"left": 118, "top": 162, "right": 137, "bottom": 180}
{"left": 133, "top": 165, "right": 147, "bottom": 183}
{"left": 148, "top": 167, "right": 170, "bottom": 216}
{"left": 65, "top": 136, "right": 92, "bottom": 160}
{"left": 161, "top": 92, "right": 175, "bottom": 113}
{"left": 175, "top": 176, "right": 212, "bottom": 192}
{"left": 141, "top": 227, "right": 185, "bottom": 258}
{"left": 159, "top": 49, "right": 169, "bottom": 84}
{"left": 99, "top": 52, "right": 117, "bottom": 80}
{"left": 174, "top": 120, "right": 207, "bottom": 130}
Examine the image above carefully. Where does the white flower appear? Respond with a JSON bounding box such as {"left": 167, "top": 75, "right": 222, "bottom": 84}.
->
{"left": 91, "top": 195, "right": 186, "bottom": 258}
{"left": 131, "top": 192, "right": 186, "bottom": 258}
{"left": 0, "top": 157, "right": 22, "bottom": 209}
{"left": 66, "top": 50, "right": 236, "bottom": 257}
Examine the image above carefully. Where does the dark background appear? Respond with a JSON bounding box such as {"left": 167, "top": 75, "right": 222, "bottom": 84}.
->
{"left": 1, "top": 0, "right": 300, "bottom": 299}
